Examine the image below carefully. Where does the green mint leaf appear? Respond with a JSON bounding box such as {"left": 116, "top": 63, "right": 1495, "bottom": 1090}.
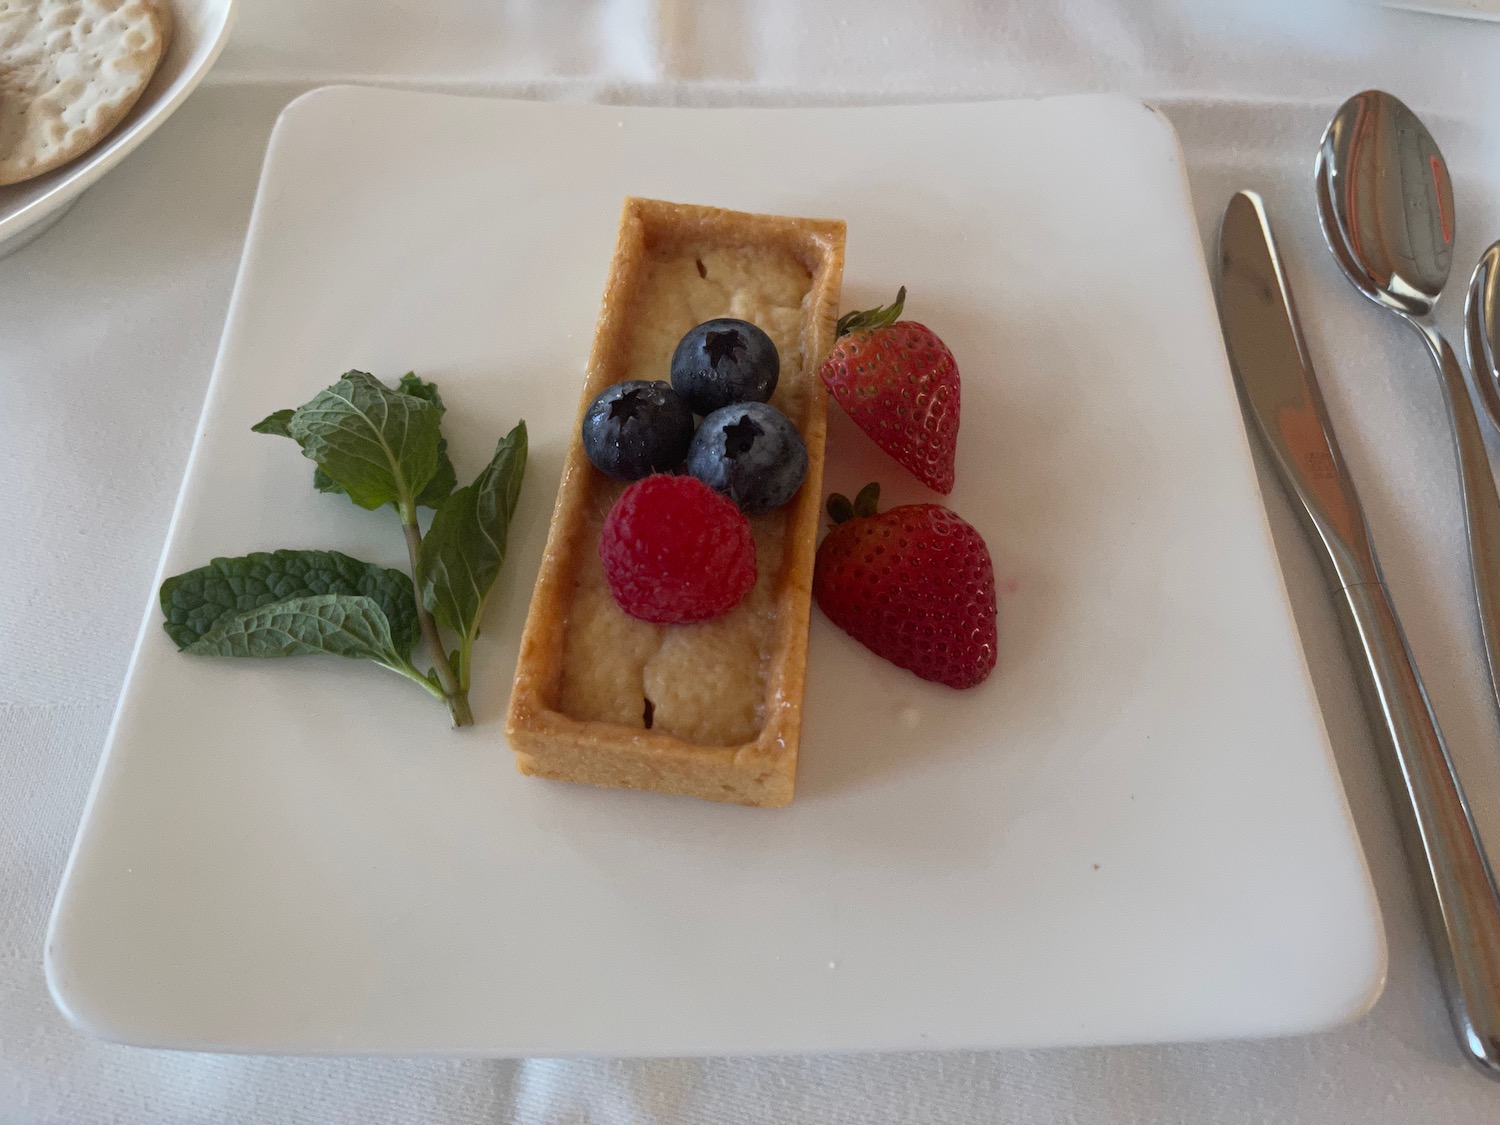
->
{"left": 418, "top": 422, "right": 527, "bottom": 669}
{"left": 285, "top": 371, "right": 442, "bottom": 511}
{"left": 252, "top": 409, "right": 295, "bottom": 438}
{"left": 311, "top": 442, "right": 454, "bottom": 509}
{"left": 415, "top": 442, "right": 458, "bottom": 508}
{"left": 397, "top": 372, "right": 444, "bottom": 408}
{"left": 417, "top": 444, "right": 456, "bottom": 510}
{"left": 398, "top": 374, "right": 458, "bottom": 508}
{"left": 268, "top": 375, "right": 455, "bottom": 509}
{"left": 183, "top": 593, "right": 406, "bottom": 666}
{"left": 313, "top": 467, "right": 347, "bottom": 497}
{"left": 160, "top": 549, "right": 419, "bottom": 658}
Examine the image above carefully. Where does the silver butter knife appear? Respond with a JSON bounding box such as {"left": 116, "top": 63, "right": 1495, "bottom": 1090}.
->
{"left": 1216, "top": 190, "right": 1500, "bottom": 1076}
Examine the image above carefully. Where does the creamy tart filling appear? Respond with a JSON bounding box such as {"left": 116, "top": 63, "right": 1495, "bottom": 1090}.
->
{"left": 558, "top": 244, "right": 814, "bottom": 746}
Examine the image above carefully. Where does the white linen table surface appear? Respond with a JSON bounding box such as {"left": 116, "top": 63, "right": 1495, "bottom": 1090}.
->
{"left": 7, "top": 1, "right": 1500, "bottom": 1121}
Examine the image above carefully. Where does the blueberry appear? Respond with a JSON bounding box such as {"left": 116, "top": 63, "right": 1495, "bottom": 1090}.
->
{"left": 685, "top": 401, "right": 807, "bottom": 516}
{"left": 670, "top": 318, "right": 780, "bottom": 415}
{"left": 581, "top": 380, "right": 695, "bottom": 480}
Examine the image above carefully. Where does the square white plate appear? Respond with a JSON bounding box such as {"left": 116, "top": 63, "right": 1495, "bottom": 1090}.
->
{"left": 45, "top": 87, "right": 1384, "bottom": 1056}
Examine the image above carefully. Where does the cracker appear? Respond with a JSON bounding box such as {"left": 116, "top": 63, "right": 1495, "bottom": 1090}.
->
{"left": 0, "top": 0, "right": 171, "bottom": 187}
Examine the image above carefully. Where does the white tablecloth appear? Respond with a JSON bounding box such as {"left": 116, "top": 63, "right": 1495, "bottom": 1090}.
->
{"left": 6, "top": 2, "right": 1500, "bottom": 1121}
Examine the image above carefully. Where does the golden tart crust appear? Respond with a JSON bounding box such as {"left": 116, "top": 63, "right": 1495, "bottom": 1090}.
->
{"left": 505, "top": 198, "right": 846, "bottom": 807}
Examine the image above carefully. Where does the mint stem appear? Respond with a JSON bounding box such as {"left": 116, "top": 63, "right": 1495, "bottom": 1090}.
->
{"left": 457, "top": 634, "right": 474, "bottom": 696}
{"left": 400, "top": 504, "right": 472, "bottom": 726}
{"left": 383, "top": 659, "right": 449, "bottom": 701}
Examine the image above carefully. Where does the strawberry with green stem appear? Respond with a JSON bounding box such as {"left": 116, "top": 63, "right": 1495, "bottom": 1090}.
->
{"left": 814, "top": 482, "right": 997, "bottom": 689}
{"left": 819, "top": 287, "right": 961, "bottom": 493}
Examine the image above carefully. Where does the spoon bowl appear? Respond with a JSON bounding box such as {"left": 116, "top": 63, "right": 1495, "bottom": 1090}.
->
{"left": 1467, "top": 240, "right": 1500, "bottom": 430}
{"left": 1316, "top": 89, "right": 1455, "bottom": 321}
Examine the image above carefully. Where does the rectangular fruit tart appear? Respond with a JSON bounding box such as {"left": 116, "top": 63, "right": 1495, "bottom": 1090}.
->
{"left": 506, "top": 198, "right": 846, "bottom": 807}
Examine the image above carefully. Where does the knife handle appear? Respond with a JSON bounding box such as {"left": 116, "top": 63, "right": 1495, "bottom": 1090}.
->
{"left": 1419, "top": 323, "right": 1500, "bottom": 731}
{"left": 1337, "top": 578, "right": 1500, "bottom": 1074}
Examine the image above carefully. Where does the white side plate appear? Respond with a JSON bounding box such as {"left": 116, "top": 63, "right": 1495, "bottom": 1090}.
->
{"left": 0, "top": 0, "right": 238, "bottom": 257}
{"left": 45, "top": 88, "right": 1384, "bottom": 1056}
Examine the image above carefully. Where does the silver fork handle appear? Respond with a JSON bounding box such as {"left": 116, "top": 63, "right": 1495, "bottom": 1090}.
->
{"left": 1338, "top": 578, "right": 1500, "bottom": 1075}
{"left": 1418, "top": 323, "right": 1500, "bottom": 718}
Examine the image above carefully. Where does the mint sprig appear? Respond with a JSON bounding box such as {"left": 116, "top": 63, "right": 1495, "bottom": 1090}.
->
{"left": 160, "top": 548, "right": 420, "bottom": 653}
{"left": 185, "top": 593, "right": 434, "bottom": 690}
{"left": 418, "top": 422, "right": 527, "bottom": 693}
{"left": 282, "top": 371, "right": 444, "bottom": 511}
{"left": 263, "top": 374, "right": 459, "bottom": 510}
{"left": 166, "top": 371, "right": 526, "bottom": 728}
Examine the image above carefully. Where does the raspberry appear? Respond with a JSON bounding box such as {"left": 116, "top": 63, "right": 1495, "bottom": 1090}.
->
{"left": 599, "top": 474, "right": 757, "bottom": 624}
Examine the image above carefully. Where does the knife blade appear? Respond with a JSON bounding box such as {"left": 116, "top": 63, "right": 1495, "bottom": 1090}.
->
{"left": 1217, "top": 190, "right": 1378, "bottom": 591}
{"left": 1216, "top": 189, "right": 1500, "bottom": 1078}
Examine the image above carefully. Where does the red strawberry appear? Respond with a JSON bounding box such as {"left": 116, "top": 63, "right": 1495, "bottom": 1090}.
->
{"left": 813, "top": 483, "right": 996, "bottom": 689}
{"left": 819, "top": 288, "right": 960, "bottom": 494}
{"left": 600, "top": 474, "right": 756, "bottom": 624}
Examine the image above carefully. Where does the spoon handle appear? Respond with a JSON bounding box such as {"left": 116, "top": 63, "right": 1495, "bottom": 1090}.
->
{"left": 1418, "top": 325, "right": 1500, "bottom": 724}
{"left": 1399, "top": 322, "right": 1500, "bottom": 1073}
{"left": 1338, "top": 576, "right": 1500, "bottom": 1075}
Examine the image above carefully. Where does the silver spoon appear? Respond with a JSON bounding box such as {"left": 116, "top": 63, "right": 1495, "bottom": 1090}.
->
{"left": 1317, "top": 92, "right": 1500, "bottom": 724}
{"left": 1468, "top": 241, "right": 1500, "bottom": 430}
{"left": 1317, "top": 90, "right": 1500, "bottom": 1076}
